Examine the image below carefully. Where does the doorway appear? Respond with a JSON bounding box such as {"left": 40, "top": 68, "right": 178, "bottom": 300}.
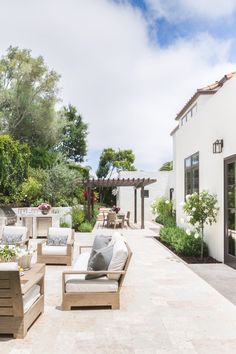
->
{"left": 225, "top": 155, "right": 236, "bottom": 268}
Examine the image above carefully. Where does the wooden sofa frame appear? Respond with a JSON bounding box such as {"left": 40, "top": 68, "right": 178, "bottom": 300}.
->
{"left": 37, "top": 229, "right": 75, "bottom": 266}
{"left": 0, "top": 269, "right": 44, "bottom": 338}
{"left": 61, "top": 244, "right": 132, "bottom": 310}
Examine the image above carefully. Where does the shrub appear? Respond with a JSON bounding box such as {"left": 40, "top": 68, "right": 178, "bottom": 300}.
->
{"left": 152, "top": 197, "right": 176, "bottom": 227}
{"left": 20, "top": 177, "right": 42, "bottom": 204}
{"left": 160, "top": 226, "right": 208, "bottom": 257}
{"left": 79, "top": 222, "right": 93, "bottom": 232}
{"left": 60, "top": 221, "right": 70, "bottom": 228}
{"left": 72, "top": 207, "right": 85, "bottom": 231}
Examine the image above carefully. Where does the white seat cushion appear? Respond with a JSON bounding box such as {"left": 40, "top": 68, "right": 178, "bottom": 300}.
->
{"left": 65, "top": 278, "right": 118, "bottom": 293}
{"left": 42, "top": 244, "right": 67, "bottom": 256}
{"left": 108, "top": 239, "right": 128, "bottom": 280}
{"left": 65, "top": 251, "right": 118, "bottom": 292}
{"left": 23, "top": 284, "right": 40, "bottom": 313}
{"left": 0, "top": 262, "right": 18, "bottom": 270}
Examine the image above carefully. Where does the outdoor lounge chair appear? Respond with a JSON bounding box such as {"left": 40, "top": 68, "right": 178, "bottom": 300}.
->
{"left": 61, "top": 233, "right": 132, "bottom": 310}
{"left": 0, "top": 262, "right": 45, "bottom": 338}
{"left": 37, "top": 227, "right": 74, "bottom": 266}
{"left": 0, "top": 226, "right": 29, "bottom": 249}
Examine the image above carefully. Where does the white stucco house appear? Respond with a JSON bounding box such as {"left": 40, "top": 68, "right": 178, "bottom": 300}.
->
{"left": 116, "top": 170, "right": 174, "bottom": 223}
{"left": 171, "top": 72, "right": 236, "bottom": 267}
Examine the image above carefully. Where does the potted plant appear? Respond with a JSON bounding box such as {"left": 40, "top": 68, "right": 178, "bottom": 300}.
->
{"left": 0, "top": 245, "right": 18, "bottom": 262}
{"left": 38, "top": 202, "right": 51, "bottom": 215}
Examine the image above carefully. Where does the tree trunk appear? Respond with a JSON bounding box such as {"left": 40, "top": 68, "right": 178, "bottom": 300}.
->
{"left": 200, "top": 224, "right": 204, "bottom": 261}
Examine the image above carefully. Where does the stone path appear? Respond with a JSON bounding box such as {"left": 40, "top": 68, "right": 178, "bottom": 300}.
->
{"left": 2, "top": 224, "right": 236, "bottom": 353}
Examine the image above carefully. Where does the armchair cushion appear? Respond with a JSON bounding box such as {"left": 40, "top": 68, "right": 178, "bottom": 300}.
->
{"left": 92, "top": 234, "right": 112, "bottom": 250}
{"left": 47, "top": 234, "right": 68, "bottom": 246}
{"left": 48, "top": 227, "right": 73, "bottom": 243}
{"left": 1, "top": 226, "right": 27, "bottom": 243}
{"left": 42, "top": 244, "right": 67, "bottom": 256}
{"left": 23, "top": 284, "right": 40, "bottom": 313}
{"left": 86, "top": 245, "right": 113, "bottom": 280}
{"left": 65, "top": 278, "right": 118, "bottom": 293}
{"left": 0, "top": 262, "right": 18, "bottom": 270}
{"left": 1, "top": 233, "right": 23, "bottom": 245}
{"left": 108, "top": 239, "right": 128, "bottom": 280}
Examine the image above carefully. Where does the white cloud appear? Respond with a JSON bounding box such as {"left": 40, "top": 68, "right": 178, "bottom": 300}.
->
{"left": 0, "top": 0, "right": 235, "bottom": 171}
{"left": 146, "top": 0, "right": 236, "bottom": 21}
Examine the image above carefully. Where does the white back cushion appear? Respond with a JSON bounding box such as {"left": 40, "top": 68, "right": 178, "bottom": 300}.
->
{"left": 108, "top": 239, "right": 128, "bottom": 280}
{"left": 2, "top": 226, "right": 27, "bottom": 242}
{"left": 48, "top": 227, "right": 72, "bottom": 242}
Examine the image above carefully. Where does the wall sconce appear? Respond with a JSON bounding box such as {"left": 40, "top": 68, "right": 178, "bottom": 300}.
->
{"left": 213, "top": 139, "right": 223, "bottom": 153}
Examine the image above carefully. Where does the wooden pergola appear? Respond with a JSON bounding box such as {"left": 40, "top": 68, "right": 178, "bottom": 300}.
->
{"left": 83, "top": 178, "right": 157, "bottom": 229}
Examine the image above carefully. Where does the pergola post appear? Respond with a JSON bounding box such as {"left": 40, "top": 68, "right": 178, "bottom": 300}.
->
{"left": 134, "top": 188, "right": 137, "bottom": 224}
{"left": 87, "top": 187, "right": 91, "bottom": 222}
{"left": 91, "top": 189, "right": 94, "bottom": 218}
{"left": 141, "top": 186, "right": 145, "bottom": 229}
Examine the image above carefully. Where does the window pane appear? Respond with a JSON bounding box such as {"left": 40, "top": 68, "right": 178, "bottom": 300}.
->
{"left": 192, "top": 153, "right": 199, "bottom": 166}
{"left": 185, "top": 170, "right": 192, "bottom": 195}
{"left": 192, "top": 168, "right": 199, "bottom": 193}
{"left": 185, "top": 157, "right": 191, "bottom": 168}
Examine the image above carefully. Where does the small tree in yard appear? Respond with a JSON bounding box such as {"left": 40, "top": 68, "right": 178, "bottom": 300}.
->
{"left": 183, "top": 191, "right": 218, "bottom": 260}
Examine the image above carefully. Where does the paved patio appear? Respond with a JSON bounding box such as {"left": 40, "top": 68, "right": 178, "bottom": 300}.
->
{"left": 2, "top": 223, "right": 236, "bottom": 353}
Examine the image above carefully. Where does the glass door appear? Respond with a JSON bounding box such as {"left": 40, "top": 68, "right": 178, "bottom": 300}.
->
{"left": 225, "top": 157, "right": 236, "bottom": 268}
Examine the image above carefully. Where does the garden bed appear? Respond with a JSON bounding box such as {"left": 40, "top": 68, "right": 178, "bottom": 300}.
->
{"left": 155, "top": 237, "right": 220, "bottom": 264}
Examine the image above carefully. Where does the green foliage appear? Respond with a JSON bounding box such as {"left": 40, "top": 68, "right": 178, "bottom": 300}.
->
{"left": 79, "top": 222, "right": 93, "bottom": 232}
{"left": 0, "top": 245, "right": 18, "bottom": 261}
{"left": 0, "top": 46, "right": 60, "bottom": 148}
{"left": 183, "top": 191, "right": 218, "bottom": 259}
{"left": 30, "top": 147, "right": 58, "bottom": 169}
{"left": 72, "top": 207, "right": 85, "bottom": 231}
{"left": 96, "top": 148, "right": 136, "bottom": 178}
{"left": 20, "top": 176, "right": 42, "bottom": 204}
{"left": 58, "top": 104, "right": 88, "bottom": 163}
{"left": 159, "top": 161, "right": 173, "bottom": 171}
{"left": 0, "top": 134, "right": 30, "bottom": 197}
{"left": 60, "top": 221, "right": 70, "bottom": 228}
{"left": 44, "top": 159, "right": 83, "bottom": 206}
{"left": 156, "top": 215, "right": 176, "bottom": 227}
{"left": 160, "top": 227, "right": 208, "bottom": 257}
{"left": 152, "top": 197, "right": 175, "bottom": 227}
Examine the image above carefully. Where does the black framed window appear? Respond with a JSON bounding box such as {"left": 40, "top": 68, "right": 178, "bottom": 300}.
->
{"left": 184, "top": 152, "right": 199, "bottom": 197}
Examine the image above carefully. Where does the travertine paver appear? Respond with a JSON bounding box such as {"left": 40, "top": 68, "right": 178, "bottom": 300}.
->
{"left": 1, "top": 223, "right": 236, "bottom": 354}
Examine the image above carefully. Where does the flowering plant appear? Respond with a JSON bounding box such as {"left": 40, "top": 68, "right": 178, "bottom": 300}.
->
{"left": 183, "top": 191, "right": 218, "bottom": 259}
{"left": 112, "top": 205, "right": 120, "bottom": 213}
{"left": 38, "top": 202, "right": 51, "bottom": 211}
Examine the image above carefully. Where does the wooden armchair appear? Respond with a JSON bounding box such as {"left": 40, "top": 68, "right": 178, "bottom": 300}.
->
{"left": 0, "top": 262, "right": 45, "bottom": 338}
{"left": 37, "top": 227, "right": 75, "bottom": 266}
{"left": 0, "top": 226, "right": 29, "bottom": 249}
{"left": 61, "top": 243, "right": 132, "bottom": 310}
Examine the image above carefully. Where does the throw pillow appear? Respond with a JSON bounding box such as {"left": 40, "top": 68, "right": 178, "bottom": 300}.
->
{"left": 92, "top": 234, "right": 112, "bottom": 250}
{"left": 108, "top": 239, "right": 128, "bottom": 280}
{"left": 47, "top": 234, "right": 68, "bottom": 246}
{"left": 1, "top": 234, "right": 23, "bottom": 245}
{"left": 86, "top": 244, "right": 114, "bottom": 280}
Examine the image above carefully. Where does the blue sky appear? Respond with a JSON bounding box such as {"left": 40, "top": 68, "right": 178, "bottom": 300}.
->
{"left": 0, "top": 0, "right": 236, "bottom": 172}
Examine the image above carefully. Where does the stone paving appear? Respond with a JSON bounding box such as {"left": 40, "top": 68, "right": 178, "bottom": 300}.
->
{"left": 1, "top": 223, "right": 236, "bottom": 353}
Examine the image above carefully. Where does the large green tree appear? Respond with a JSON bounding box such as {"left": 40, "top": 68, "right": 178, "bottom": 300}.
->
{"left": 97, "top": 148, "right": 136, "bottom": 178}
{"left": 58, "top": 104, "right": 88, "bottom": 163}
{"left": 159, "top": 161, "right": 173, "bottom": 171}
{"left": 0, "top": 135, "right": 30, "bottom": 198}
{"left": 0, "top": 46, "right": 60, "bottom": 147}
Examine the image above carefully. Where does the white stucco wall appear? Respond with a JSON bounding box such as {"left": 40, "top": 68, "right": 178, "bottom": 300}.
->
{"left": 116, "top": 171, "right": 174, "bottom": 223}
{"left": 173, "top": 75, "right": 236, "bottom": 262}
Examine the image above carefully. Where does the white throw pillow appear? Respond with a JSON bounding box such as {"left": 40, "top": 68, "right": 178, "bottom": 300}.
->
{"left": 108, "top": 239, "right": 128, "bottom": 280}
{"left": 109, "top": 231, "right": 127, "bottom": 246}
